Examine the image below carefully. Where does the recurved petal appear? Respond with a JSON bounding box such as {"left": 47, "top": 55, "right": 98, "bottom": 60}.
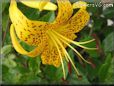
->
{"left": 9, "top": 0, "right": 52, "bottom": 31}
{"left": 53, "top": 0, "right": 73, "bottom": 25}
{"left": 65, "top": 9, "right": 90, "bottom": 33}
{"left": 9, "top": 0, "right": 50, "bottom": 46}
{"left": 20, "top": 0, "right": 57, "bottom": 11}
{"left": 10, "top": 24, "right": 46, "bottom": 57}
{"left": 10, "top": 10, "right": 48, "bottom": 46}
{"left": 43, "top": 2, "right": 57, "bottom": 11}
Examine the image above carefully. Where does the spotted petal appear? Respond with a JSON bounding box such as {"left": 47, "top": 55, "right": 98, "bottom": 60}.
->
{"left": 9, "top": 0, "right": 50, "bottom": 46}
{"left": 56, "top": 1, "right": 90, "bottom": 34}
{"left": 66, "top": 9, "right": 90, "bottom": 33}
{"left": 53, "top": 0, "right": 73, "bottom": 25}
{"left": 9, "top": 0, "right": 51, "bottom": 30}
{"left": 10, "top": 24, "right": 46, "bottom": 57}
{"left": 41, "top": 42, "right": 62, "bottom": 67}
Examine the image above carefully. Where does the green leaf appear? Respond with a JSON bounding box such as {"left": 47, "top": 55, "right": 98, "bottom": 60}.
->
{"left": 76, "top": 58, "right": 101, "bottom": 82}
{"left": 0, "top": 59, "right": 2, "bottom": 84}
{"left": 2, "top": 3, "right": 9, "bottom": 32}
{"left": 93, "top": 17, "right": 106, "bottom": 31}
{"left": 14, "top": 61, "right": 30, "bottom": 74}
{"left": 2, "top": 3, "right": 7, "bottom": 12}
{"left": 20, "top": 41, "right": 36, "bottom": 52}
{"left": 18, "top": 2, "right": 55, "bottom": 22}
{"left": 87, "top": 5, "right": 103, "bottom": 16}
{"left": 18, "top": 2, "right": 40, "bottom": 21}
{"left": 2, "top": 67, "right": 22, "bottom": 84}
{"left": 28, "top": 56, "right": 41, "bottom": 75}
{"left": 102, "top": 26, "right": 114, "bottom": 37}
{"left": 8, "top": 54, "right": 16, "bottom": 60}
{"left": 67, "top": 70, "right": 90, "bottom": 84}
{"left": 4, "top": 29, "right": 12, "bottom": 45}
{"left": 2, "top": 54, "right": 17, "bottom": 68}
{"left": 39, "top": 11, "right": 55, "bottom": 22}
{"left": 68, "top": 47, "right": 75, "bottom": 59}
{"left": 98, "top": 53, "right": 112, "bottom": 82}
{"left": 1, "top": 45, "right": 13, "bottom": 56}
{"left": 103, "top": 32, "right": 114, "bottom": 52}
{"left": 19, "top": 72, "right": 49, "bottom": 84}
{"left": 2, "top": 65, "right": 9, "bottom": 84}
{"left": 43, "top": 60, "right": 68, "bottom": 81}
{"left": 105, "top": 57, "right": 114, "bottom": 84}
{"left": 103, "top": 6, "right": 114, "bottom": 19}
{"left": 80, "top": 36, "right": 98, "bottom": 58}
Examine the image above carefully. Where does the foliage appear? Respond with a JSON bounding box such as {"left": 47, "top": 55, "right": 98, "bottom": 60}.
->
{"left": 1, "top": 0, "right": 114, "bottom": 85}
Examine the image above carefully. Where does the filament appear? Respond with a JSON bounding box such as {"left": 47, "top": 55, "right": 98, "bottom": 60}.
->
{"left": 49, "top": 31, "right": 69, "bottom": 62}
{"left": 52, "top": 30, "right": 97, "bottom": 50}
{"left": 78, "top": 39, "right": 95, "bottom": 44}
{"left": 47, "top": 31, "right": 66, "bottom": 79}
{"left": 58, "top": 38, "right": 91, "bottom": 64}
{"left": 52, "top": 30, "right": 93, "bottom": 64}
{"left": 50, "top": 31, "right": 81, "bottom": 77}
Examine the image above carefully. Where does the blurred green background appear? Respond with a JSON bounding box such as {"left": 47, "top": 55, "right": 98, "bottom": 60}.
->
{"left": 1, "top": 0, "right": 114, "bottom": 85}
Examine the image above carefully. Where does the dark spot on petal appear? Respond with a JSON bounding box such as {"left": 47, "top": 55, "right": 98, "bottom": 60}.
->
{"left": 32, "top": 25, "right": 37, "bottom": 28}
{"left": 28, "top": 30, "right": 31, "bottom": 32}
{"left": 34, "top": 29, "right": 37, "bottom": 31}
{"left": 38, "top": 25, "right": 42, "bottom": 28}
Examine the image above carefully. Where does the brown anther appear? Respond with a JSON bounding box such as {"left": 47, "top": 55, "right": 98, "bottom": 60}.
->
{"left": 78, "top": 75, "right": 82, "bottom": 80}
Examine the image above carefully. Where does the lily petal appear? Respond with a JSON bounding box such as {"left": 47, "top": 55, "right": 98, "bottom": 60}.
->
{"left": 9, "top": 0, "right": 52, "bottom": 30}
{"left": 43, "top": 2, "right": 57, "bottom": 11}
{"left": 9, "top": 0, "right": 50, "bottom": 46}
{"left": 57, "top": 31, "right": 77, "bottom": 48}
{"left": 41, "top": 43, "right": 61, "bottom": 67}
{"left": 73, "top": 1, "right": 87, "bottom": 9}
{"left": 13, "top": 23, "right": 48, "bottom": 46}
{"left": 10, "top": 24, "right": 45, "bottom": 57}
{"left": 54, "top": 0, "right": 73, "bottom": 25}
{"left": 20, "top": 0, "right": 57, "bottom": 11}
{"left": 66, "top": 9, "right": 90, "bottom": 33}
{"left": 56, "top": 1, "right": 89, "bottom": 34}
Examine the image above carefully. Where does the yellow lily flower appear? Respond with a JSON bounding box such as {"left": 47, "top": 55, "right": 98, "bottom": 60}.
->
{"left": 9, "top": 0, "right": 97, "bottom": 79}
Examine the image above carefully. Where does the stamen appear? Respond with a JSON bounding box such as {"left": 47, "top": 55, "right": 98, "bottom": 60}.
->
{"left": 47, "top": 31, "right": 66, "bottom": 79}
{"left": 49, "top": 31, "right": 69, "bottom": 62}
{"left": 52, "top": 30, "right": 92, "bottom": 64}
{"left": 75, "top": 43, "right": 97, "bottom": 50}
{"left": 59, "top": 38, "right": 92, "bottom": 64}
{"left": 52, "top": 30, "right": 97, "bottom": 50}
{"left": 78, "top": 39, "right": 95, "bottom": 44}
{"left": 50, "top": 31, "right": 81, "bottom": 77}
